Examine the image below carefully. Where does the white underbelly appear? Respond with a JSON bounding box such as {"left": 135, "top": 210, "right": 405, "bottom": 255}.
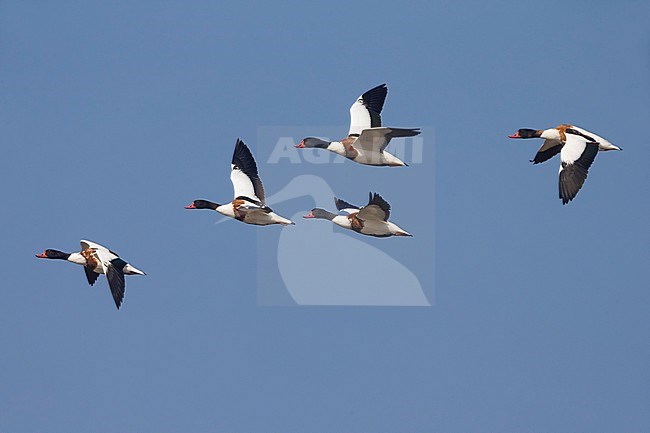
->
{"left": 354, "top": 150, "right": 404, "bottom": 166}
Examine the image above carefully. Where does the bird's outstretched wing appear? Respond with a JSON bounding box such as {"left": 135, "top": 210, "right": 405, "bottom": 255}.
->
{"left": 531, "top": 139, "right": 563, "bottom": 164}
{"left": 230, "top": 139, "right": 265, "bottom": 204}
{"left": 357, "top": 192, "right": 391, "bottom": 221}
{"left": 558, "top": 134, "right": 599, "bottom": 205}
{"left": 354, "top": 127, "right": 420, "bottom": 153}
{"left": 348, "top": 84, "right": 388, "bottom": 136}
{"left": 80, "top": 240, "right": 119, "bottom": 256}
{"left": 83, "top": 267, "right": 100, "bottom": 286}
{"left": 95, "top": 249, "right": 126, "bottom": 310}
{"left": 334, "top": 197, "right": 359, "bottom": 214}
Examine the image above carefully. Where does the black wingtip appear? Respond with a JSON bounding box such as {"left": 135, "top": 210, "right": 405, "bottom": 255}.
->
{"left": 368, "top": 192, "right": 390, "bottom": 208}
{"left": 231, "top": 138, "right": 260, "bottom": 178}
{"left": 334, "top": 197, "right": 359, "bottom": 211}
{"left": 361, "top": 84, "right": 389, "bottom": 127}
{"left": 234, "top": 137, "right": 247, "bottom": 148}
{"left": 369, "top": 83, "right": 387, "bottom": 91}
{"left": 106, "top": 263, "right": 126, "bottom": 310}
{"left": 233, "top": 138, "right": 248, "bottom": 157}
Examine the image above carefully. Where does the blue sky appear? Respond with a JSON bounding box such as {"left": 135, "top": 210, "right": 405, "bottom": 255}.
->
{"left": 1, "top": 1, "right": 649, "bottom": 432}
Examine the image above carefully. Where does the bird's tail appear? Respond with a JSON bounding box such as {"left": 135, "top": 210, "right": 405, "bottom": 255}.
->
{"left": 124, "top": 264, "right": 146, "bottom": 276}
{"left": 270, "top": 212, "right": 295, "bottom": 226}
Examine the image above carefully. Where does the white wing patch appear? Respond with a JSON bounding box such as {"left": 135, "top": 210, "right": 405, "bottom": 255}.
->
{"left": 560, "top": 134, "right": 589, "bottom": 167}
{"left": 230, "top": 165, "right": 262, "bottom": 203}
{"left": 570, "top": 125, "right": 614, "bottom": 149}
{"left": 349, "top": 98, "right": 372, "bottom": 136}
{"left": 80, "top": 240, "right": 110, "bottom": 251}
{"left": 347, "top": 84, "right": 388, "bottom": 136}
{"left": 93, "top": 248, "right": 115, "bottom": 272}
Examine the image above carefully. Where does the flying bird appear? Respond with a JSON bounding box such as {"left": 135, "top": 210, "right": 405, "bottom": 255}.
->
{"left": 508, "top": 124, "right": 621, "bottom": 164}
{"left": 185, "top": 138, "right": 294, "bottom": 225}
{"left": 295, "top": 84, "right": 420, "bottom": 166}
{"left": 304, "top": 192, "right": 412, "bottom": 237}
{"left": 508, "top": 124, "right": 620, "bottom": 204}
{"left": 36, "top": 240, "right": 146, "bottom": 309}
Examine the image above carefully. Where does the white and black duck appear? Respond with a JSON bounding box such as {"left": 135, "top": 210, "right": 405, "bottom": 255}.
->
{"left": 36, "top": 240, "right": 145, "bottom": 309}
{"left": 295, "top": 84, "right": 420, "bottom": 167}
{"left": 508, "top": 124, "right": 620, "bottom": 204}
{"left": 185, "top": 138, "right": 294, "bottom": 225}
{"left": 304, "top": 192, "right": 412, "bottom": 237}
